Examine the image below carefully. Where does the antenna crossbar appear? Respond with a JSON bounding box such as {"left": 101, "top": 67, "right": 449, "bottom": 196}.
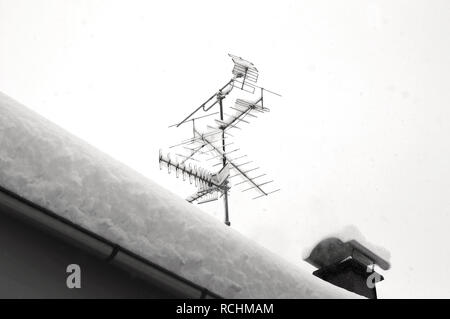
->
{"left": 195, "top": 130, "right": 268, "bottom": 196}
{"left": 159, "top": 150, "right": 224, "bottom": 189}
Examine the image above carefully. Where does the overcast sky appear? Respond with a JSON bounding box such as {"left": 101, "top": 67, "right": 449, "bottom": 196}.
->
{"left": 2, "top": 0, "right": 450, "bottom": 298}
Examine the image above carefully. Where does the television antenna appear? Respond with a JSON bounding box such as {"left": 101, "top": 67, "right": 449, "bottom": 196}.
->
{"left": 159, "top": 54, "right": 280, "bottom": 226}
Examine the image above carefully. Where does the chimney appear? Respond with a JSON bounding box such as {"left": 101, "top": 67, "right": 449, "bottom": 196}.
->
{"left": 304, "top": 238, "right": 390, "bottom": 299}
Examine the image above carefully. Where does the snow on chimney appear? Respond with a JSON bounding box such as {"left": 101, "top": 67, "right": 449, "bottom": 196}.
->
{"left": 304, "top": 238, "right": 390, "bottom": 299}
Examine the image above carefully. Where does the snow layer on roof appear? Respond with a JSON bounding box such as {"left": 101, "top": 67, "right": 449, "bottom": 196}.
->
{"left": 0, "top": 91, "right": 358, "bottom": 298}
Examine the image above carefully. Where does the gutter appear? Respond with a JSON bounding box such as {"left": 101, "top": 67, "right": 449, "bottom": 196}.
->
{"left": 0, "top": 185, "right": 222, "bottom": 299}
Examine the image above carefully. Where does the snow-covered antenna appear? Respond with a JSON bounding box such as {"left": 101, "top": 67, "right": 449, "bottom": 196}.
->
{"left": 159, "top": 54, "right": 280, "bottom": 226}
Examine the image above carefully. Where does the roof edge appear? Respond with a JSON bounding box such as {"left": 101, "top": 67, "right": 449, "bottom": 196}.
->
{"left": 0, "top": 184, "right": 222, "bottom": 299}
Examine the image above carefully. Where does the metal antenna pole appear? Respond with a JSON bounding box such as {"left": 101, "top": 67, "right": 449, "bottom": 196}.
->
{"left": 219, "top": 94, "right": 230, "bottom": 226}
{"left": 160, "top": 54, "right": 280, "bottom": 227}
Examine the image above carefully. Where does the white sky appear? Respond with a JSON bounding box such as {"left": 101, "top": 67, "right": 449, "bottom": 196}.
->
{"left": 2, "top": 0, "right": 450, "bottom": 298}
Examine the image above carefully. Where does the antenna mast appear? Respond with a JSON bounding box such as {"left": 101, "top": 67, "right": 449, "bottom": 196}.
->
{"left": 159, "top": 54, "right": 280, "bottom": 226}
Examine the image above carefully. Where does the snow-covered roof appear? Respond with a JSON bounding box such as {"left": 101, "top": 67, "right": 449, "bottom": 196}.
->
{"left": 0, "top": 91, "right": 359, "bottom": 298}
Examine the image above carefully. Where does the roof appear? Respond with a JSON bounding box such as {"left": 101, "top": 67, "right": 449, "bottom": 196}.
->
{"left": 0, "top": 91, "right": 359, "bottom": 298}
